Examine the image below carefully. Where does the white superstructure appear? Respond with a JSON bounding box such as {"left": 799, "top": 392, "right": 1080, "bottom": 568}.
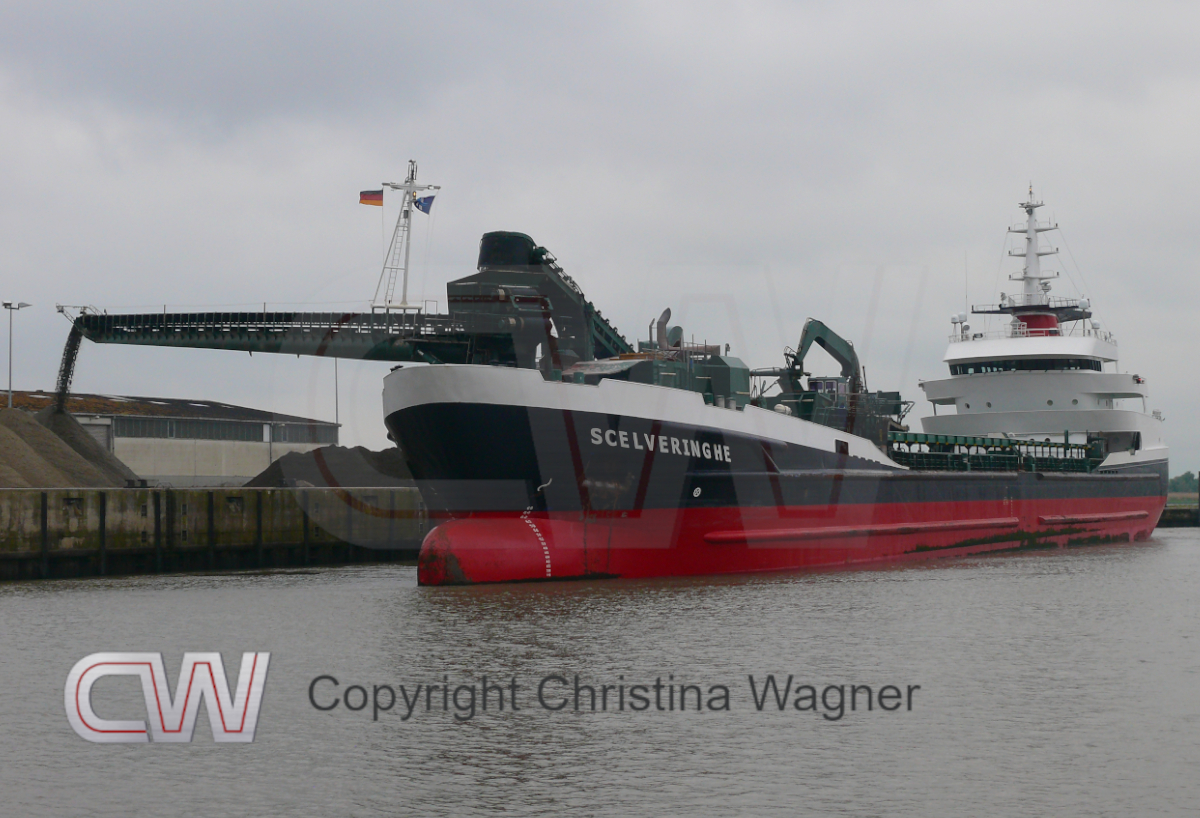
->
{"left": 919, "top": 190, "right": 1166, "bottom": 470}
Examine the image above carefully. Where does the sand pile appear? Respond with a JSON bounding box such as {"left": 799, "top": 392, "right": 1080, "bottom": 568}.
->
{"left": 0, "top": 409, "right": 127, "bottom": 488}
{"left": 246, "top": 445, "right": 414, "bottom": 488}
{"left": 34, "top": 407, "right": 139, "bottom": 485}
{"left": 0, "top": 422, "right": 69, "bottom": 487}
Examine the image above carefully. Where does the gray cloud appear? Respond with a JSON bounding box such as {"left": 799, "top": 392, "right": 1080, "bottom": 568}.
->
{"left": 1, "top": 1, "right": 1197, "bottom": 467}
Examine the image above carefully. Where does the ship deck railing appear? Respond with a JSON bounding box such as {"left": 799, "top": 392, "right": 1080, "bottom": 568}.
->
{"left": 976, "top": 294, "right": 1083, "bottom": 311}
{"left": 947, "top": 326, "right": 1116, "bottom": 345}
{"left": 887, "top": 431, "right": 1103, "bottom": 473}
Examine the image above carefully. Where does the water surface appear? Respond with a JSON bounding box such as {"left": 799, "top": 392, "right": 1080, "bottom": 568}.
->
{"left": 2, "top": 531, "right": 1198, "bottom": 816}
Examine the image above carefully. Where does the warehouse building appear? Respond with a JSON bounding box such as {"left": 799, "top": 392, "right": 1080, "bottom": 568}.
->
{"left": 12, "top": 391, "right": 338, "bottom": 487}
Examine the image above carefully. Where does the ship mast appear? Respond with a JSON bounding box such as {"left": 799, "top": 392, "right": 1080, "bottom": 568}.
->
{"left": 372, "top": 160, "right": 440, "bottom": 312}
{"left": 967, "top": 186, "right": 1092, "bottom": 335}
{"left": 1006, "top": 185, "right": 1059, "bottom": 307}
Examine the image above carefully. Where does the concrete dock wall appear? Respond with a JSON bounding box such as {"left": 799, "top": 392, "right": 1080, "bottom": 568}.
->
{"left": 0, "top": 487, "right": 428, "bottom": 581}
{"left": 1158, "top": 506, "right": 1199, "bottom": 527}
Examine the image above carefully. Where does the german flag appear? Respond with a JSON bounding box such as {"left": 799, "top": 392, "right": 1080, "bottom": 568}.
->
{"left": 359, "top": 189, "right": 384, "bottom": 206}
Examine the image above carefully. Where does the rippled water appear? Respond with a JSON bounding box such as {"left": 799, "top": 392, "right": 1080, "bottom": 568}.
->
{"left": 2, "top": 530, "right": 1198, "bottom": 817}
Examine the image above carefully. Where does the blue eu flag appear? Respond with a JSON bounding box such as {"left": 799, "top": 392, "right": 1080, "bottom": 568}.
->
{"left": 414, "top": 195, "right": 435, "bottom": 214}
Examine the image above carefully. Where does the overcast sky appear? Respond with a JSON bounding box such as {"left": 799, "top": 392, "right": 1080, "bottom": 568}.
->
{"left": 1, "top": 2, "right": 1197, "bottom": 470}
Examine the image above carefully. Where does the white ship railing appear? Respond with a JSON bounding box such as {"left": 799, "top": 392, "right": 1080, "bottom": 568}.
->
{"left": 948, "top": 325, "right": 1116, "bottom": 344}
{"left": 972, "top": 294, "right": 1086, "bottom": 311}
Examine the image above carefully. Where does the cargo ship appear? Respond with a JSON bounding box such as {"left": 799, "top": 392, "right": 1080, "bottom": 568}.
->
{"left": 383, "top": 192, "right": 1167, "bottom": 585}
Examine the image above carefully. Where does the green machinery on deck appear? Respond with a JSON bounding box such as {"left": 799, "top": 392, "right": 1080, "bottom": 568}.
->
{"left": 560, "top": 314, "right": 916, "bottom": 448}
{"left": 750, "top": 318, "right": 911, "bottom": 445}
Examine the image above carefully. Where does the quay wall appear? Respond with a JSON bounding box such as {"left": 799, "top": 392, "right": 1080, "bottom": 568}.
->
{"left": 0, "top": 487, "right": 428, "bottom": 581}
{"left": 1158, "top": 506, "right": 1199, "bottom": 528}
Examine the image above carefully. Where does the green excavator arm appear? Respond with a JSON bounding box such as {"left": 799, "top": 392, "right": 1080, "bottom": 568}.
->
{"left": 791, "top": 318, "right": 862, "bottom": 391}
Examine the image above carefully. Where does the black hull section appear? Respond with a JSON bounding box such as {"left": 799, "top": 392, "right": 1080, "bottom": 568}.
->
{"left": 385, "top": 402, "right": 1169, "bottom": 516}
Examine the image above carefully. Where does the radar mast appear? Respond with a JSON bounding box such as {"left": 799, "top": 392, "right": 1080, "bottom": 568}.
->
{"left": 373, "top": 160, "right": 440, "bottom": 312}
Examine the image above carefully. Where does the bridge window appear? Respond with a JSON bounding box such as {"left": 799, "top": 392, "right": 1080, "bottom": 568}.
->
{"left": 950, "top": 358, "right": 1102, "bottom": 376}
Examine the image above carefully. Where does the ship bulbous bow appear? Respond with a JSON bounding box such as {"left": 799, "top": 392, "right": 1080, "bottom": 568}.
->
{"left": 417, "top": 516, "right": 603, "bottom": 585}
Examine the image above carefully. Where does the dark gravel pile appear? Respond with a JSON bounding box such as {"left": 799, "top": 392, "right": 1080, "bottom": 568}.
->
{"left": 245, "top": 445, "right": 414, "bottom": 488}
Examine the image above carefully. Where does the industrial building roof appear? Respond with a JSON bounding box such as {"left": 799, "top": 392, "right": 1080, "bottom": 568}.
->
{"left": 9, "top": 391, "right": 337, "bottom": 426}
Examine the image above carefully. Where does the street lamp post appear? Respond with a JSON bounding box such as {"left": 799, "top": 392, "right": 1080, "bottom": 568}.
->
{"left": 3, "top": 301, "right": 32, "bottom": 409}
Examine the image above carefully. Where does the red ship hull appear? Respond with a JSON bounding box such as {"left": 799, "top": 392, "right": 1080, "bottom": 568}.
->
{"left": 417, "top": 495, "right": 1165, "bottom": 585}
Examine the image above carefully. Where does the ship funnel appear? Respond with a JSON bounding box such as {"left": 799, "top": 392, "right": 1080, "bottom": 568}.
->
{"left": 657, "top": 308, "right": 672, "bottom": 350}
